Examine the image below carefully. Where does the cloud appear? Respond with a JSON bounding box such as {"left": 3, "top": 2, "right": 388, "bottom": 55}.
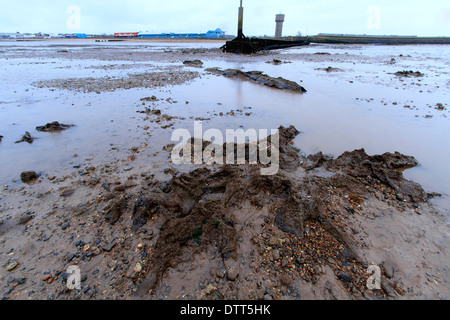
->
{"left": 0, "top": 0, "right": 448, "bottom": 36}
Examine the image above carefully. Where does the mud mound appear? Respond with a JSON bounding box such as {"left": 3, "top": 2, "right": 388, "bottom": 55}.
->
{"left": 98, "top": 125, "right": 428, "bottom": 298}
{"left": 206, "top": 68, "right": 307, "bottom": 93}
{"left": 393, "top": 70, "right": 424, "bottom": 77}
{"left": 36, "top": 121, "right": 74, "bottom": 132}
{"left": 130, "top": 165, "right": 318, "bottom": 293}
{"left": 329, "top": 149, "right": 426, "bottom": 203}
{"left": 15, "top": 131, "right": 33, "bottom": 144}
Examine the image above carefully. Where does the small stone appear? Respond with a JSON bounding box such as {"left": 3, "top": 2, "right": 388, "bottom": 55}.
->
{"left": 337, "top": 273, "right": 352, "bottom": 283}
{"left": 202, "top": 284, "right": 216, "bottom": 295}
{"left": 59, "top": 272, "right": 69, "bottom": 283}
{"left": 134, "top": 263, "right": 142, "bottom": 273}
{"left": 41, "top": 274, "right": 52, "bottom": 281}
{"left": 6, "top": 261, "right": 19, "bottom": 272}
{"left": 279, "top": 274, "right": 292, "bottom": 287}
{"left": 383, "top": 260, "right": 396, "bottom": 279}
{"left": 60, "top": 188, "right": 75, "bottom": 197}
{"left": 18, "top": 213, "right": 34, "bottom": 225}
{"left": 103, "top": 243, "right": 116, "bottom": 252}
{"left": 216, "top": 269, "right": 225, "bottom": 279}
{"left": 226, "top": 267, "right": 239, "bottom": 281}
{"left": 272, "top": 249, "right": 280, "bottom": 260}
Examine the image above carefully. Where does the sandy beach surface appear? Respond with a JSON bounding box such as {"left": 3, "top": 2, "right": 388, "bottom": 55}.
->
{"left": 0, "top": 40, "right": 449, "bottom": 300}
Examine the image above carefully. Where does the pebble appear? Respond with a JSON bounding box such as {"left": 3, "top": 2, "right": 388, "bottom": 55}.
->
{"left": 383, "top": 260, "right": 396, "bottom": 279}
{"left": 103, "top": 243, "right": 116, "bottom": 252}
{"left": 272, "top": 249, "right": 280, "bottom": 260}
{"left": 41, "top": 274, "right": 52, "bottom": 281}
{"left": 6, "top": 261, "right": 19, "bottom": 271}
{"left": 279, "top": 274, "right": 292, "bottom": 287}
{"left": 226, "top": 267, "right": 239, "bottom": 281}
{"left": 337, "top": 273, "right": 352, "bottom": 283}
{"left": 60, "top": 188, "right": 75, "bottom": 197}
{"left": 134, "top": 263, "right": 142, "bottom": 273}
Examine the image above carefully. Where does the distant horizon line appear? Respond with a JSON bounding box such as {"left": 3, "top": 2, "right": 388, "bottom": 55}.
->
{"left": 1, "top": 31, "right": 450, "bottom": 38}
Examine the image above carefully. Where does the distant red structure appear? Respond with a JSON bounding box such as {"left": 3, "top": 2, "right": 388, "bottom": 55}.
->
{"left": 114, "top": 32, "right": 138, "bottom": 38}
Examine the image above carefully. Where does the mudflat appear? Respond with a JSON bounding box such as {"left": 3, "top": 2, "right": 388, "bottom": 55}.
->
{"left": 0, "top": 40, "right": 449, "bottom": 300}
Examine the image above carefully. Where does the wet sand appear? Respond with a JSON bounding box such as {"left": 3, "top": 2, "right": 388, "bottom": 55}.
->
{"left": 0, "top": 40, "right": 449, "bottom": 300}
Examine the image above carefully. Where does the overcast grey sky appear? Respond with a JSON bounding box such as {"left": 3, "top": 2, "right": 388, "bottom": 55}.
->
{"left": 1, "top": 0, "right": 449, "bottom": 36}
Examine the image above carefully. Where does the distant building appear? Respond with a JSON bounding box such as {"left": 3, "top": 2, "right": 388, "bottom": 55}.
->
{"left": 204, "top": 28, "right": 226, "bottom": 38}
{"left": 73, "top": 33, "right": 87, "bottom": 38}
{"left": 275, "top": 14, "right": 285, "bottom": 38}
{"left": 114, "top": 32, "right": 138, "bottom": 38}
{"left": 137, "top": 28, "right": 226, "bottom": 39}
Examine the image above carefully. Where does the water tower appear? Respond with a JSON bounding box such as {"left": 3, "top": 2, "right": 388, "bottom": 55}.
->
{"left": 275, "top": 14, "right": 285, "bottom": 38}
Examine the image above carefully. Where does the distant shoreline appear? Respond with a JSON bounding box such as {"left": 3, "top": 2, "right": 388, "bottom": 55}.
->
{"left": 0, "top": 38, "right": 228, "bottom": 43}
{"left": 2, "top": 35, "right": 449, "bottom": 46}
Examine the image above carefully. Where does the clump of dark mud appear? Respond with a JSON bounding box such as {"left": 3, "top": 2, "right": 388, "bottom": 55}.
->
{"left": 97, "top": 125, "right": 427, "bottom": 298}
{"left": 393, "top": 70, "right": 424, "bottom": 77}
{"left": 266, "top": 59, "right": 291, "bottom": 65}
{"left": 36, "top": 121, "right": 74, "bottom": 132}
{"left": 315, "top": 66, "right": 343, "bottom": 72}
{"left": 20, "top": 171, "right": 38, "bottom": 183}
{"left": 15, "top": 131, "right": 33, "bottom": 144}
{"left": 140, "top": 96, "right": 158, "bottom": 102}
{"left": 205, "top": 68, "right": 307, "bottom": 93}
{"left": 435, "top": 103, "right": 446, "bottom": 111}
{"left": 183, "top": 60, "right": 204, "bottom": 67}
